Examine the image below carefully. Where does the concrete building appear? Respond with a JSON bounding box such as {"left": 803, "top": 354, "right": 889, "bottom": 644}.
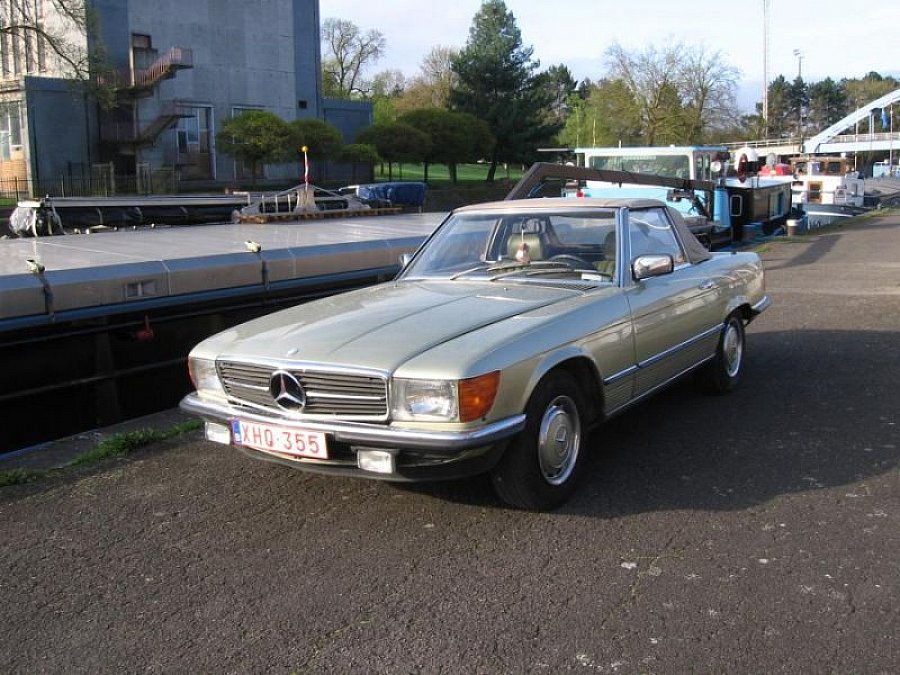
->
{"left": 0, "top": 0, "right": 371, "bottom": 194}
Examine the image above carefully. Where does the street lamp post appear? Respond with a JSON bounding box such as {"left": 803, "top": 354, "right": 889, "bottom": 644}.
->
{"left": 793, "top": 48, "right": 804, "bottom": 153}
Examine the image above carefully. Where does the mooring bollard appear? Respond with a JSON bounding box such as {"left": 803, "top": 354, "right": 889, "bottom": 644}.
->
{"left": 786, "top": 219, "right": 798, "bottom": 237}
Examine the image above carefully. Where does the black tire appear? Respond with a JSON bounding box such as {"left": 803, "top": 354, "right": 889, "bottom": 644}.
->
{"left": 701, "top": 314, "right": 745, "bottom": 394}
{"left": 490, "top": 371, "right": 586, "bottom": 510}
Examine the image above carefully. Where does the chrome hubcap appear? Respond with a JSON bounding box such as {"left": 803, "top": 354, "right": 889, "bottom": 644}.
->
{"left": 723, "top": 321, "right": 743, "bottom": 378}
{"left": 537, "top": 395, "right": 581, "bottom": 485}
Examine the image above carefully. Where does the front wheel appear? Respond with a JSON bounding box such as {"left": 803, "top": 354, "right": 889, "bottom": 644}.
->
{"left": 701, "top": 314, "right": 745, "bottom": 394}
{"left": 490, "top": 371, "right": 586, "bottom": 510}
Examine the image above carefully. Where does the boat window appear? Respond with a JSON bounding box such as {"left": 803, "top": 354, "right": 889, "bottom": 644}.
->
{"left": 588, "top": 154, "right": 691, "bottom": 178}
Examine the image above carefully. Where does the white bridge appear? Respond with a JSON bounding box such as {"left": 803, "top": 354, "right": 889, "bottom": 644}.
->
{"left": 726, "top": 88, "right": 900, "bottom": 157}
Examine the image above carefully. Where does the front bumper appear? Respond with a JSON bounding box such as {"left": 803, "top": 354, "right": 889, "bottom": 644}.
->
{"left": 748, "top": 294, "right": 771, "bottom": 321}
{"left": 180, "top": 392, "right": 526, "bottom": 481}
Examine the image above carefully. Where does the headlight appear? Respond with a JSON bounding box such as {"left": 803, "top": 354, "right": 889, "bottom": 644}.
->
{"left": 391, "top": 372, "right": 499, "bottom": 422}
{"left": 391, "top": 379, "right": 458, "bottom": 421}
{"left": 188, "top": 357, "right": 225, "bottom": 395}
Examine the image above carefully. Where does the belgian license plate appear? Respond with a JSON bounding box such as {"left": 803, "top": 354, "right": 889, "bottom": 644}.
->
{"left": 231, "top": 419, "right": 328, "bottom": 460}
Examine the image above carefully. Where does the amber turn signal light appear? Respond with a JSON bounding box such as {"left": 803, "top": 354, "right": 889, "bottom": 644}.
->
{"left": 458, "top": 371, "right": 500, "bottom": 422}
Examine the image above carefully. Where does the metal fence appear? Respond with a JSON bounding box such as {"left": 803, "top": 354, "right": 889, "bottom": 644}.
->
{"left": 0, "top": 169, "right": 175, "bottom": 201}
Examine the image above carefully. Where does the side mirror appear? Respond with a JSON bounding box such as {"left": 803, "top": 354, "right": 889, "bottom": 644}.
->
{"left": 632, "top": 254, "right": 674, "bottom": 281}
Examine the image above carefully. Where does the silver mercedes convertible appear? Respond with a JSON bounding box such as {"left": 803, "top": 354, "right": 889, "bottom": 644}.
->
{"left": 181, "top": 197, "right": 769, "bottom": 510}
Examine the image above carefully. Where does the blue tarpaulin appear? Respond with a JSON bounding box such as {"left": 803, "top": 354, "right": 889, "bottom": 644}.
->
{"left": 356, "top": 182, "right": 427, "bottom": 207}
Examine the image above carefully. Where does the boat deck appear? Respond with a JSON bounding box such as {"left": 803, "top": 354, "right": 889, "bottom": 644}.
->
{"left": 0, "top": 213, "right": 444, "bottom": 331}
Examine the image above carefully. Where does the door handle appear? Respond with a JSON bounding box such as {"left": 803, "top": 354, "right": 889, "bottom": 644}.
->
{"left": 699, "top": 279, "right": 716, "bottom": 291}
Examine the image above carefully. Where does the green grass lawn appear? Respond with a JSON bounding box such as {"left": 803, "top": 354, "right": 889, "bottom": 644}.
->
{"left": 375, "top": 162, "right": 525, "bottom": 186}
{"left": 368, "top": 162, "right": 527, "bottom": 211}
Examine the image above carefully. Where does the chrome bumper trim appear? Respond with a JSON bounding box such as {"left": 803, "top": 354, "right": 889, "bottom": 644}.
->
{"left": 750, "top": 294, "right": 771, "bottom": 315}
{"left": 180, "top": 393, "right": 526, "bottom": 453}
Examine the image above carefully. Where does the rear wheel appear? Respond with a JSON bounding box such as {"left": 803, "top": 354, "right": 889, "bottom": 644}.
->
{"left": 490, "top": 371, "right": 586, "bottom": 510}
{"left": 702, "top": 313, "right": 745, "bottom": 393}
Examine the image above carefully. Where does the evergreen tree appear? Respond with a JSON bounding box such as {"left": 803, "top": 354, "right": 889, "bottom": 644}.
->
{"left": 450, "top": 0, "right": 560, "bottom": 181}
{"left": 807, "top": 78, "right": 847, "bottom": 131}
{"left": 764, "top": 76, "right": 794, "bottom": 138}
{"left": 789, "top": 76, "right": 810, "bottom": 140}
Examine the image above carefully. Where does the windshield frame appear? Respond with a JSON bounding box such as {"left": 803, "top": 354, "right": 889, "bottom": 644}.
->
{"left": 397, "top": 205, "right": 623, "bottom": 284}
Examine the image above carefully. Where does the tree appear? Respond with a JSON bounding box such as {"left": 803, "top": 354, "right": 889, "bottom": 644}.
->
{"left": 605, "top": 41, "right": 739, "bottom": 144}
{"left": 789, "top": 75, "right": 809, "bottom": 140}
{"left": 416, "top": 45, "right": 458, "bottom": 108}
{"left": 1, "top": 0, "right": 90, "bottom": 78}
{"left": 287, "top": 118, "right": 344, "bottom": 183}
{"left": 678, "top": 45, "right": 739, "bottom": 142}
{"left": 764, "top": 75, "right": 795, "bottom": 137}
{"left": 559, "top": 78, "right": 642, "bottom": 148}
{"left": 338, "top": 143, "right": 381, "bottom": 182}
{"left": 287, "top": 118, "right": 343, "bottom": 158}
{"left": 451, "top": 0, "right": 560, "bottom": 181}
{"left": 535, "top": 64, "right": 578, "bottom": 124}
{"left": 216, "top": 111, "right": 292, "bottom": 183}
{"left": 398, "top": 109, "right": 493, "bottom": 183}
{"left": 807, "top": 78, "right": 846, "bottom": 132}
{"left": 386, "top": 46, "right": 459, "bottom": 118}
{"left": 842, "top": 72, "right": 899, "bottom": 134}
{"left": 321, "top": 18, "right": 385, "bottom": 99}
{"left": 1, "top": 0, "right": 116, "bottom": 104}
{"left": 355, "top": 121, "right": 431, "bottom": 180}
{"left": 605, "top": 42, "right": 687, "bottom": 144}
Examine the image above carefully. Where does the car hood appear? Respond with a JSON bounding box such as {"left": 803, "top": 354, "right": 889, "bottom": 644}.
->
{"left": 201, "top": 280, "right": 587, "bottom": 373}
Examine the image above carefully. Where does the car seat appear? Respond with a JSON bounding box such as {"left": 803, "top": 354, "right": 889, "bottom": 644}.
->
{"left": 594, "top": 231, "right": 617, "bottom": 278}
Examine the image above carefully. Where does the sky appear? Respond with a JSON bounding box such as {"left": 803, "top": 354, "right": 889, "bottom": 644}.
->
{"left": 319, "top": 0, "right": 899, "bottom": 111}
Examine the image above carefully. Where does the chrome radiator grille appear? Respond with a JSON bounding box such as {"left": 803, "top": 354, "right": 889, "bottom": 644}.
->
{"left": 217, "top": 361, "right": 388, "bottom": 418}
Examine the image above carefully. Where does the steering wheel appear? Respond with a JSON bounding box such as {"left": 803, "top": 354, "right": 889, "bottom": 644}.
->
{"left": 549, "top": 254, "right": 594, "bottom": 270}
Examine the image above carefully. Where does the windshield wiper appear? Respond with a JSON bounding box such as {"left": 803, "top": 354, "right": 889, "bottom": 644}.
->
{"left": 448, "top": 259, "right": 550, "bottom": 279}
{"left": 451, "top": 260, "right": 597, "bottom": 281}
{"left": 449, "top": 263, "right": 492, "bottom": 280}
{"left": 486, "top": 260, "right": 580, "bottom": 279}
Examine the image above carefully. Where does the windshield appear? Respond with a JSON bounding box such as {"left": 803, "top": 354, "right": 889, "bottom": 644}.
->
{"left": 402, "top": 208, "right": 619, "bottom": 281}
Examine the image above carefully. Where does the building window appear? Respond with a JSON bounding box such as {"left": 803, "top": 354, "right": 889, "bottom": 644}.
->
{"left": 175, "top": 106, "right": 213, "bottom": 179}
{"left": 176, "top": 106, "right": 211, "bottom": 154}
{"left": 131, "top": 33, "right": 157, "bottom": 72}
{"left": 0, "top": 101, "right": 23, "bottom": 161}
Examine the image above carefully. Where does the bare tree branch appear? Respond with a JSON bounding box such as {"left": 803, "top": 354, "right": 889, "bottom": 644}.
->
{"left": 321, "top": 18, "right": 385, "bottom": 98}
{"left": 1, "top": 0, "right": 91, "bottom": 79}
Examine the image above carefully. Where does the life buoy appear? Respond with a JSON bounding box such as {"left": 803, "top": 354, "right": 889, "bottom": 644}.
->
{"left": 736, "top": 154, "right": 748, "bottom": 183}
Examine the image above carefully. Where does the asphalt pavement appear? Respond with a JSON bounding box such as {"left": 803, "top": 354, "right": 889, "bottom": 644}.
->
{"left": 1, "top": 212, "right": 897, "bottom": 674}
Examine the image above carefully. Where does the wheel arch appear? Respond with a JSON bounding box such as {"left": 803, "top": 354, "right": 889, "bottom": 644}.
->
{"left": 725, "top": 298, "right": 754, "bottom": 324}
{"left": 523, "top": 348, "right": 605, "bottom": 427}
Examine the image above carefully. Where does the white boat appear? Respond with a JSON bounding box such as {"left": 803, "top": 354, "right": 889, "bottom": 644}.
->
{"left": 790, "top": 157, "right": 867, "bottom": 227}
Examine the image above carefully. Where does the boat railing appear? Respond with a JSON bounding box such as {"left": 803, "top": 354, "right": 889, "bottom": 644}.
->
{"left": 234, "top": 184, "right": 370, "bottom": 217}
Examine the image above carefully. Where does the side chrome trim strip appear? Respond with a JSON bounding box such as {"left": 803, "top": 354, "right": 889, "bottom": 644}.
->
{"left": 603, "top": 365, "right": 639, "bottom": 386}
{"left": 605, "top": 354, "right": 715, "bottom": 418}
{"left": 637, "top": 324, "right": 722, "bottom": 369}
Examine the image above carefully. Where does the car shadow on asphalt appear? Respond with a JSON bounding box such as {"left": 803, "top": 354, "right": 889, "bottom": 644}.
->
{"left": 763, "top": 233, "right": 840, "bottom": 271}
{"left": 404, "top": 328, "right": 898, "bottom": 516}
{"left": 5, "top": 329, "right": 896, "bottom": 519}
